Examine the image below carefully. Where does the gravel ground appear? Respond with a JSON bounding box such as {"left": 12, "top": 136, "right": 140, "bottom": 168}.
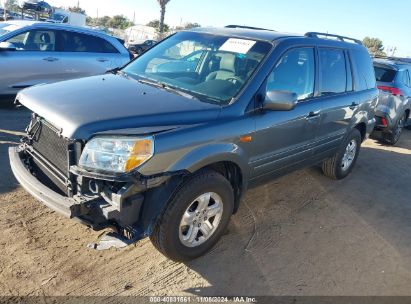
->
{"left": 0, "top": 107, "right": 411, "bottom": 296}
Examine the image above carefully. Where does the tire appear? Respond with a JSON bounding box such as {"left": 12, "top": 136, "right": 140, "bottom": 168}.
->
{"left": 322, "top": 128, "right": 362, "bottom": 180}
{"left": 150, "top": 169, "right": 234, "bottom": 262}
{"left": 383, "top": 113, "right": 406, "bottom": 145}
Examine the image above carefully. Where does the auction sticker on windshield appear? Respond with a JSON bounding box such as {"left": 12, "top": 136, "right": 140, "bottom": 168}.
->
{"left": 219, "top": 38, "right": 256, "bottom": 54}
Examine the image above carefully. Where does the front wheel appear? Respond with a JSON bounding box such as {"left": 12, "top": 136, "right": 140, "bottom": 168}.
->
{"left": 150, "top": 170, "right": 234, "bottom": 261}
{"left": 322, "top": 128, "right": 362, "bottom": 180}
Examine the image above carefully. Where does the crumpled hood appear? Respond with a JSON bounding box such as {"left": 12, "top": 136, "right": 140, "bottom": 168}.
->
{"left": 17, "top": 74, "right": 221, "bottom": 139}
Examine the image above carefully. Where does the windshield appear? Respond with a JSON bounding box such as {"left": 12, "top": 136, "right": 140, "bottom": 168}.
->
{"left": 123, "top": 31, "right": 272, "bottom": 104}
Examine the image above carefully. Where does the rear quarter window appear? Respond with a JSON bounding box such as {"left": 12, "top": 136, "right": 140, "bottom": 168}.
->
{"left": 351, "top": 49, "right": 376, "bottom": 91}
{"left": 374, "top": 66, "right": 396, "bottom": 82}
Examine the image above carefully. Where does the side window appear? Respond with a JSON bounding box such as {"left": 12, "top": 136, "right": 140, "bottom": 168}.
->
{"left": 6, "top": 30, "right": 56, "bottom": 51}
{"left": 267, "top": 48, "right": 315, "bottom": 100}
{"left": 59, "top": 31, "right": 119, "bottom": 53}
{"left": 346, "top": 52, "right": 354, "bottom": 91}
{"left": 319, "top": 48, "right": 346, "bottom": 95}
{"left": 403, "top": 70, "right": 411, "bottom": 87}
{"left": 351, "top": 49, "right": 376, "bottom": 91}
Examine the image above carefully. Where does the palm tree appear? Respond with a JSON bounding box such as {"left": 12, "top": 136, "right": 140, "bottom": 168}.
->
{"left": 157, "top": 0, "right": 170, "bottom": 34}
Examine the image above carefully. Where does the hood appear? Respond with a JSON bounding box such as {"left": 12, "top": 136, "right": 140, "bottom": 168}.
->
{"left": 17, "top": 74, "right": 221, "bottom": 139}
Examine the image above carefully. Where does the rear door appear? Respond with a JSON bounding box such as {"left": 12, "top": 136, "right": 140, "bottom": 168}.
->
{"left": 57, "top": 30, "right": 121, "bottom": 80}
{"left": 0, "top": 28, "right": 63, "bottom": 95}
{"left": 315, "top": 47, "right": 356, "bottom": 154}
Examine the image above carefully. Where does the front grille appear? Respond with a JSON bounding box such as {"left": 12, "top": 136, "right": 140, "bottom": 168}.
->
{"left": 29, "top": 118, "right": 69, "bottom": 175}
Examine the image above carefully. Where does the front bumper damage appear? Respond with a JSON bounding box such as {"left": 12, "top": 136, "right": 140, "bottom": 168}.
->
{"left": 9, "top": 146, "right": 184, "bottom": 248}
{"left": 9, "top": 146, "right": 81, "bottom": 218}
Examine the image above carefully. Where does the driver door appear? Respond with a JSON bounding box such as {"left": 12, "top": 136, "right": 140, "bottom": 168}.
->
{"left": 0, "top": 29, "right": 63, "bottom": 96}
{"left": 251, "top": 47, "right": 322, "bottom": 179}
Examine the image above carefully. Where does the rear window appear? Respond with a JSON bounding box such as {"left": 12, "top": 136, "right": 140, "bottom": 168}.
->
{"left": 374, "top": 66, "right": 396, "bottom": 82}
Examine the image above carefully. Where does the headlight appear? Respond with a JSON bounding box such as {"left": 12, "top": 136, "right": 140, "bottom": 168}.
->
{"left": 79, "top": 136, "right": 154, "bottom": 173}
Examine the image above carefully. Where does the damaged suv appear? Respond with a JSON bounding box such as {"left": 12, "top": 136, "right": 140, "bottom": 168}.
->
{"left": 9, "top": 26, "right": 378, "bottom": 261}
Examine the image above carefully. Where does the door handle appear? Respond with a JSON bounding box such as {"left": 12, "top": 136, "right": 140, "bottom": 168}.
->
{"left": 306, "top": 110, "right": 320, "bottom": 119}
{"left": 43, "top": 57, "right": 58, "bottom": 62}
{"left": 349, "top": 102, "right": 359, "bottom": 110}
{"left": 97, "top": 58, "right": 109, "bottom": 62}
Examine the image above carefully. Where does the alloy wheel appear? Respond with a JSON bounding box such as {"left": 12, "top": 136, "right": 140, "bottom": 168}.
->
{"left": 179, "top": 192, "right": 224, "bottom": 248}
{"left": 341, "top": 139, "right": 357, "bottom": 171}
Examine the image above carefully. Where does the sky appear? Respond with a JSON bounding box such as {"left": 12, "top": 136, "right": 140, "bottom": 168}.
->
{"left": 43, "top": 0, "right": 411, "bottom": 57}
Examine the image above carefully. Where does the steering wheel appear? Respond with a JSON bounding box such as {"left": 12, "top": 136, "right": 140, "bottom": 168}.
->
{"left": 226, "top": 76, "right": 245, "bottom": 86}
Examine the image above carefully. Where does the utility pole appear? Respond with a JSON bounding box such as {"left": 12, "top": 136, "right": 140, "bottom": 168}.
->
{"left": 3, "top": 0, "right": 7, "bottom": 21}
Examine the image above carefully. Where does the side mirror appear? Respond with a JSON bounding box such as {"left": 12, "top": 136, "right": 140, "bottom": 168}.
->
{"left": 0, "top": 42, "right": 17, "bottom": 52}
{"left": 263, "top": 90, "right": 298, "bottom": 111}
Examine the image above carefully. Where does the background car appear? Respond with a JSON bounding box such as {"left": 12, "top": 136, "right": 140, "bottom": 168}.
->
{"left": 0, "top": 20, "right": 132, "bottom": 105}
{"left": 371, "top": 57, "right": 411, "bottom": 144}
{"left": 22, "top": 0, "right": 52, "bottom": 15}
{"left": 128, "top": 39, "right": 157, "bottom": 55}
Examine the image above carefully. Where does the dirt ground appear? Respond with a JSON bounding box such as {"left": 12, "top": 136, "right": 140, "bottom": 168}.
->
{"left": 0, "top": 107, "right": 411, "bottom": 297}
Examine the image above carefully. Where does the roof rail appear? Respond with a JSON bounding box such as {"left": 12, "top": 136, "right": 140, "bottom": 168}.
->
{"left": 373, "top": 55, "right": 411, "bottom": 64}
{"left": 305, "top": 32, "right": 363, "bottom": 45}
{"left": 225, "top": 25, "right": 276, "bottom": 32}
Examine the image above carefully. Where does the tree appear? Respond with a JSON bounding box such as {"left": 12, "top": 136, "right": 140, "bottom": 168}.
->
{"left": 147, "top": 19, "right": 169, "bottom": 32}
{"left": 107, "top": 15, "right": 133, "bottom": 29}
{"left": 68, "top": 6, "right": 86, "bottom": 15}
{"left": 156, "top": 0, "right": 170, "bottom": 33}
{"left": 175, "top": 22, "right": 201, "bottom": 31}
{"left": 4, "top": 0, "right": 19, "bottom": 12}
{"left": 363, "top": 37, "right": 386, "bottom": 56}
{"left": 183, "top": 22, "right": 200, "bottom": 29}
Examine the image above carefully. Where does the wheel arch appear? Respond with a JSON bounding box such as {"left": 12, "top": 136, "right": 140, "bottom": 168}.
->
{"left": 354, "top": 121, "right": 367, "bottom": 142}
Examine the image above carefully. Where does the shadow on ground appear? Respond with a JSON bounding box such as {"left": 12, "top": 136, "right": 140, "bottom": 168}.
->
{"left": 183, "top": 130, "right": 411, "bottom": 296}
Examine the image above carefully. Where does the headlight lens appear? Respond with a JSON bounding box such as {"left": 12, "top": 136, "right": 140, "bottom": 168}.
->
{"left": 79, "top": 136, "right": 154, "bottom": 173}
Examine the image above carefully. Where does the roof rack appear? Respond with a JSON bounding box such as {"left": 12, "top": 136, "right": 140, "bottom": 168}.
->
{"left": 225, "top": 25, "right": 276, "bottom": 32}
{"left": 305, "top": 32, "right": 363, "bottom": 45}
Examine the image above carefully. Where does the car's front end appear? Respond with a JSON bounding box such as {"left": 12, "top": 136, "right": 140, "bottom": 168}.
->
{"left": 9, "top": 114, "right": 160, "bottom": 236}
{"left": 8, "top": 67, "right": 226, "bottom": 239}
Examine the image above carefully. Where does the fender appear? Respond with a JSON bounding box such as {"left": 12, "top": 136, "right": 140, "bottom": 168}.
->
{"left": 166, "top": 142, "right": 251, "bottom": 191}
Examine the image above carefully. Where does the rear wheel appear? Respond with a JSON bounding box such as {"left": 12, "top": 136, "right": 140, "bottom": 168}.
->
{"left": 322, "top": 128, "right": 362, "bottom": 180}
{"left": 150, "top": 169, "right": 234, "bottom": 261}
{"left": 384, "top": 113, "right": 406, "bottom": 145}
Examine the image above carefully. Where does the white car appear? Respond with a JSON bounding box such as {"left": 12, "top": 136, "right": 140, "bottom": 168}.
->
{"left": 0, "top": 21, "right": 132, "bottom": 105}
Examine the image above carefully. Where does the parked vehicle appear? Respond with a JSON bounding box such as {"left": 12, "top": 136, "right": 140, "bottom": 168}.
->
{"left": 128, "top": 39, "right": 157, "bottom": 55}
{"left": 154, "top": 49, "right": 206, "bottom": 73}
{"left": 0, "top": 21, "right": 131, "bottom": 105}
{"left": 22, "top": 0, "right": 52, "bottom": 15}
{"left": 9, "top": 26, "right": 378, "bottom": 261}
{"left": 371, "top": 57, "right": 411, "bottom": 144}
{"left": 46, "top": 9, "right": 86, "bottom": 27}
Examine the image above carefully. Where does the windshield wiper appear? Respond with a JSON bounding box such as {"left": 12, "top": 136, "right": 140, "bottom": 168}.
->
{"left": 137, "top": 78, "right": 197, "bottom": 100}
